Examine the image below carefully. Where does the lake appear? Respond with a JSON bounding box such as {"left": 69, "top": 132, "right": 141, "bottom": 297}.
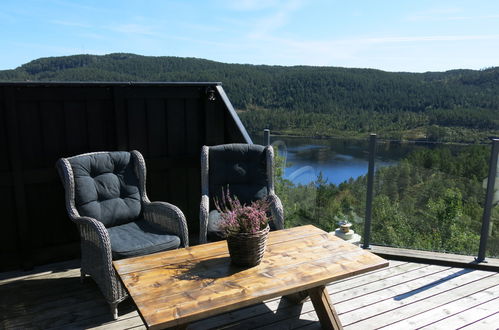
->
{"left": 266, "top": 136, "right": 425, "bottom": 185}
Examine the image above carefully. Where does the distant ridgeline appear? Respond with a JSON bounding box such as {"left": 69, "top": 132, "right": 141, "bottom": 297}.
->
{"left": 1, "top": 53, "right": 498, "bottom": 143}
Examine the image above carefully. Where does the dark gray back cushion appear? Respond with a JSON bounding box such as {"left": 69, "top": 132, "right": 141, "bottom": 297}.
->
{"left": 209, "top": 144, "right": 268, "bottom": 207}
{"left": 69, "top": 152, "right": 141, "bottom": 228}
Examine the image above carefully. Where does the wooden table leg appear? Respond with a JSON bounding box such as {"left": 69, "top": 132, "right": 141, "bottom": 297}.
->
{"left": 283, "top": 290, "right": 309, "bottom": 304}
{"left": 308, "top": 285, "right": 343, "bottom": 330}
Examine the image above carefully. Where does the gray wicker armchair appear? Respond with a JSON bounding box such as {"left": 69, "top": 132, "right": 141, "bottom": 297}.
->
{"left": 56, "top": 150, "right": 188, "bottom": 319}
{"left": 199, "top": 143, "right": 284, "bottom": 244}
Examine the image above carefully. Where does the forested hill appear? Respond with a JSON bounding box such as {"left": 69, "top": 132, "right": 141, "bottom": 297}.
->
{"left": 1, "top": 53, "right": 498, "bottom": 142}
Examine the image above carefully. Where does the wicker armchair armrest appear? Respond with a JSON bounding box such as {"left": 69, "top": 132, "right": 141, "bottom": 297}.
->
{"left": 71, "top": 215, "right": 113, "bottom": 262}
{"left": 71, "top": 216, "right": 126, "bottom": 304}
{"left": 142, "top": 201, "right": 189, "bottom": 247}
{"left": 267, "top": 193, "right": 284, "bottom": 230}
{"left": 199, "top": 194, "right": 210, "bottom": 244}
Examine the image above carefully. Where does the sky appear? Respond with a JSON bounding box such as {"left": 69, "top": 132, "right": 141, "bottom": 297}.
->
{"left": 1, "top": 0, "right": 499, "bottom": 72}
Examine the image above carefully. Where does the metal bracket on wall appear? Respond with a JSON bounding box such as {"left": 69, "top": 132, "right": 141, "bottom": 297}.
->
{"left": 205, "top": 86, "right": 217, "bottom": 102}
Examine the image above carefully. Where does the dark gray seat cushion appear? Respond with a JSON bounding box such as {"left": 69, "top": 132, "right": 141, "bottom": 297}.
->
{"left": 69, "top": 152, "right": 141, "bottom": 228}
{"left": 209, "top": 144, "right": 268, "bottom": 207}
{"left": 108, "top": 219, "right": 181, "bottom": 259}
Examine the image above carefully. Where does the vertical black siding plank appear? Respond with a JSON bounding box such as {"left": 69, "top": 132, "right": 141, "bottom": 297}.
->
{"left": 103, "top": 99, "right": 117, "bottom": 150}
{"left": 5, "top": 87, "right": 32, "bottom": 269}
{"left": 86, "top": 99, "right": 116, "bottom": 151}
{"left": 113, "top": 87, "right": 128, "bottom": 150}
{"left": 0, "top": 88, "right": 20, "bottom": 269}
{"left": 26, "top": 178, "right": 76, "bottom": 257}
{"left": 30, "top": 101, "right": 66, "bottom": 251}
{"left": 185, "top": 98, "right": 201, "bottom": 231}
{"left": 86, "top": 100, "right": 107, "bottom": 152}
{"left": 24, "top": 182, "right": 43, "bottom": 251}
{"left": 185, "top": 98, "right": 201, "bottom": 156}
{"left": 146, "top": 99, "right": 168, "bottom": 158}
{"left": 64, "top": 101, "right": 88, "bottom": 155}
{"left": 167, "top": 98, "right": 189, "bottom": 224}
{"left": 167, "top": 99, "right": 186, "bottom": 155}
{"left": 205, "top": 98, "right": 225, "bottom": 145}
{"left": 0, "top": 88, "right": 10, "bottom": 172}
{"left": 18, "top": 101, "right": 44, "bottom": 170}
{"left": 127, "top": 98, "right": 148, "bottom": 155}
{"left": 145, "top": 99, "right": 169, "bottom": 203}
{"left": 0, "top": 188, "right": 19, "bottom": 268}
{"left": 40, "top": 101, "right": 66, "bottom": 165}
{"left": 187, "top": 167, "right": 200, "bottom": 235}
{"left": 197, "top": 96, "right": 207, "bottom": 147}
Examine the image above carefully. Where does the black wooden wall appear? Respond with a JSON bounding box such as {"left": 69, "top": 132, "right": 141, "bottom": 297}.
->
{"left": 0, "top": 82, "right": 251, "bottom": 271}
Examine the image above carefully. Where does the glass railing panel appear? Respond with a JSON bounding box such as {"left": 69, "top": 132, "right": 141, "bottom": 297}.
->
{"left": 255, "top": 131, "right": 493, "bottom": 257}
{"left": 371, "top": 141, "right": 490, "bottom": 255}
{"left": 268, "top": 135, "right": 378, "bottom": 240}
{"left": 486, "top": 153, "right": 499, "bottom": 258}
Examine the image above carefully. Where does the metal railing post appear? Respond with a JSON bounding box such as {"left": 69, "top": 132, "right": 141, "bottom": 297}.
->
{"left": 263, "top": 129, "right": 270, "bottom": 146}
{"left": 363, "top": 133, "right": 376, "bottom": 249}
{"left": 477, "top": 139, "right": 499, "bottom": 262}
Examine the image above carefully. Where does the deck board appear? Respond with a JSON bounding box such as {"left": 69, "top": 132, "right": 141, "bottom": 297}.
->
{"left": 420, "top": 297, "right": 499, "bottom": 329}
{"left": 1, "top": 259, "right": 498, "bottom": 330}
{"left": 381, "top": 280, "right": 499, "bottom": 329}
{"left": 461, "top": 311, "right": 499, "bottom": 328}
{"left": 341, "top": 269, "right": 498, "bottom": 328}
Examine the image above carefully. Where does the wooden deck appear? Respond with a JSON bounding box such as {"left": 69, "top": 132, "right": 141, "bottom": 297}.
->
{"left": 1, "top": 259, "right": 498, "bottom": 329}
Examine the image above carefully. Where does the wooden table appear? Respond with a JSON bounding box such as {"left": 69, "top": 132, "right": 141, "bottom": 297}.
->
{"left": 113, "top": 225, "right": 388, "bottom": 329}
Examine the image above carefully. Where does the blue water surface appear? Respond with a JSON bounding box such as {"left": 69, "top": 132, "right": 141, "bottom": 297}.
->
{"left": 269, "top": 136, "right": 405, "bottom": 185}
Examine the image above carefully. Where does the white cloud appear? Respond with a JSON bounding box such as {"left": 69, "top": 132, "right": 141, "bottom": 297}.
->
{"left": 232, "top": 31, "right": 499, "bottom": 71}
{"left": 407, "top": 6, "right": 463, "bottom": 21}
{"left": 409, "top": 14, "right": 499, "bottom": 21}
{"left": 12, "top": 41, "right": 97, "bottom": 57}
{"left": 78, "top": 32, "right": 107, "bottom": 40}
{"left": 181, "top": 23, "right": 224, "bottom": 33}
{"left": 49, "top": 0, "right": 105, "bottom": 13}
{"left": 253, "top": 33, "right": 499, "bottom": 54}
{"left": 363, "top": 34, "right": 499, "bottom": 43}
{"left": 225, "top": 0, "right": 281, "bottom": 11}
{"left": 406, "top": 5, "right": 499, "bottom": 22}
{"left": 247, "top": 0, "right": 305, "bottom": 38}
{"left": 50, "top": 20, "right": 92, "bottom": 28}
{"left": 107, "top": 23, "right": 158, "bottom": 36}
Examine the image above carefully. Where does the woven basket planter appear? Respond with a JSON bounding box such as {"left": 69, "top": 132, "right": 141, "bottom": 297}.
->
{"left": 226, "top": 225, "right": 270, "bottom": 267}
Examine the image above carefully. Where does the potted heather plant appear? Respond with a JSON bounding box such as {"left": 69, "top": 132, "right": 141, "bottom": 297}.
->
{"left": 215, "top": 189, "right": 271, "bottom": 267}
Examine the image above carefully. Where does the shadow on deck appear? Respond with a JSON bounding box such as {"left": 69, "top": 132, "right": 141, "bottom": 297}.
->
{"left": 2, "top": 259, "right": 499, "bottom": 329}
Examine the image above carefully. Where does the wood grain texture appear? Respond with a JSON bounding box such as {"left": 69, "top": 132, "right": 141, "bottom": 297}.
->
{"left": 114, "top": 225, "right": 388, "bottom": 329}
{"left": 114, "top": 225, "right": 326, "bottom": 274}
{"left": 2, "top": 258, "right": 499, "bottom": 329}
{"left": 338, "top": 268, "right": 497, "bottom": 329}
{"left": 308, "top": 285, "right": 343, "bottom": 330}
{"left": 381, "top": 278, "right": 499, "bottom": 329}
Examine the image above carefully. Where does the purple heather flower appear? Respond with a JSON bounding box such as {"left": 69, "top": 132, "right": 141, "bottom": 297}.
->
{"left": 215, "top": 187, "right": 271, "bottom": 236}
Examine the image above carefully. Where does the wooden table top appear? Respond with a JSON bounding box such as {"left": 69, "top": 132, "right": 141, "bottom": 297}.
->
{"left": 113, "top": 225, "right": 388, "bottom": 329}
